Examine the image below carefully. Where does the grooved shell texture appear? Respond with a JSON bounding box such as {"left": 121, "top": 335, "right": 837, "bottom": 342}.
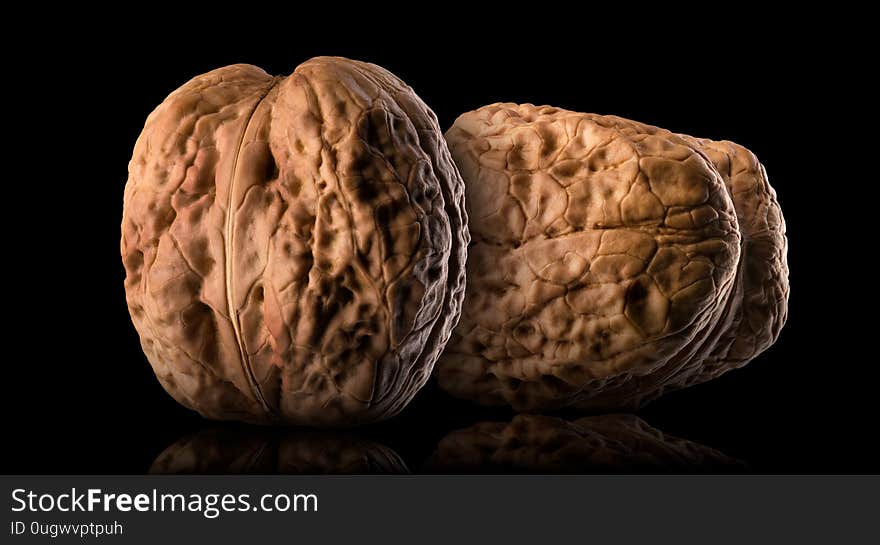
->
{"left": 437, "top": 103, "right": 788, "bottom": 411}
{"left": 122, "top": 57, "right": 468, "bottom": 426}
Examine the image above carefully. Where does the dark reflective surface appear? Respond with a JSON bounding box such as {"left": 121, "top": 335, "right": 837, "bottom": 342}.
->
{"left": 424, "top": 414, "right": 745, "bottom": 473}
{"left": 151, "top": 428, "right": 408, "bottom": 474}
{"left": 152, "top": 411, "right": 743, "bottom": 474}
{"left": 9, "top": 25, "right": 872, "bottom": 476}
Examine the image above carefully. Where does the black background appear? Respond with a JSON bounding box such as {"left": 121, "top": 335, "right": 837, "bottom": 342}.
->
{"left": 7, "top": 13, "right": 873, "bottom": 473}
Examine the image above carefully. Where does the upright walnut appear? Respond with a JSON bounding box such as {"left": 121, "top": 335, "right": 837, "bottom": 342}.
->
{"left": 121, "top": 57, "right": 468, "bottom": 426}
{"left": 437, "top": 103, "right": 788, "bottom": 411}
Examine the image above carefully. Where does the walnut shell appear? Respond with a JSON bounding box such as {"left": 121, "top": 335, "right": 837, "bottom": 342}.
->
{"left": 424, "top": 414, "right": 744, "bottom": 472}
{"left": 437, "top": 103, "right": 788, "bottom": 411}
{"left": 122, "top": 57, "right": 468, "bottom": 426}
{"left": 150, "top": 428, "right": 407, "bottom": 474}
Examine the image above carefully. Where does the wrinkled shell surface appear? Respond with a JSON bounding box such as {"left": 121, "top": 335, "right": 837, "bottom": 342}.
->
{"left": 424, "top": 414, "right": 743, "bottom": 472}
{"left": 437, "top": 103, "right": 788, "bottom": 411}
{"left": 122, "top": 57, "right": 468, "bottom": 426}
{"left": 151, "top": 428, "right": 407, "bottom": 474}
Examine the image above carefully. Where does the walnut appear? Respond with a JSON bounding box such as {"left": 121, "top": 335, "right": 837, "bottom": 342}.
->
{"left": 424, "top": 414, "right": 744, "bottom": 472}
{"left": 150, "top": 428, "right": 407, "bottom": 474}
{"left": 437, "top": 103, "right": 788, "bottom": 411}
{"left": 121, "top": 57, "right": 468, "bottom": 426}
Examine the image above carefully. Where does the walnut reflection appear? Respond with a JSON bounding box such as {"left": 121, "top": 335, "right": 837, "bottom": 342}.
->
{"left": 151, "top": 427, "right": 407, "bottom": 474}
{"left": 424, "top": 414, "right": 745, "bottom": 473}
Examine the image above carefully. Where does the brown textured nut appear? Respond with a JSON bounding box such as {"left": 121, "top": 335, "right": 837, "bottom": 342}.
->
{"left": 437, "top": 103, "right": 788, "bottom": 411}
{"left": 424, "top": 414, "right": 744, "bottom": 472}
{"left": 121, "top": 57, "right": 468, "bottom": 426}
{"left": 150, "top": 428, "right": 407, "bottom": 474}
{"left": 678, "top": 137, "right": 789, "bottom": 375}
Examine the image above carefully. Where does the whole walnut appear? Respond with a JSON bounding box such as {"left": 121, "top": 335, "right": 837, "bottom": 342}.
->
{"left": 424, "top": 414, "right": 744, "bottom": 473}
{"left": 151, "top": 428, "right": 407, "bottom": 474}
{"left": 437, "top": 103, "right": 788, "bottom": 411}
{"left": 121, "top": 57, "right": 468, "bottom": 426}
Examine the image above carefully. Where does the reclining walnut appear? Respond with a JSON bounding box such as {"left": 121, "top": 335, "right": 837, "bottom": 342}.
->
{"left": 436, "top": 103, "right": 789, "bottom": 411}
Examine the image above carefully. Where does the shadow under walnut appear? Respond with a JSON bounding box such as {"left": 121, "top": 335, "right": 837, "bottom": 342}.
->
{"left": 423, "top": 414, "right": 744, "bottom": 473}
{"left": 151, "top": 427, "right": 407, "bottom": 474}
